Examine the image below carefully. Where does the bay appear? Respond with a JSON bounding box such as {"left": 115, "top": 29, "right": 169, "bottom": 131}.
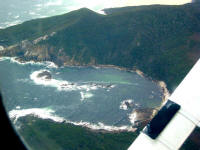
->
{"left": 0, "top": 57, "right": 163, "bottom": 128}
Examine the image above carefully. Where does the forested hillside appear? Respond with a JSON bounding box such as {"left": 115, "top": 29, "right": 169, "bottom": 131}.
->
{"left": 1, "top": 3, "right": 200, "bottom": 92}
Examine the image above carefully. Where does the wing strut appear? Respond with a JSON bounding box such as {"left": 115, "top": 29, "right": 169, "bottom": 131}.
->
{"left": 128, "top": 59, "right": 200, "bottom": 150}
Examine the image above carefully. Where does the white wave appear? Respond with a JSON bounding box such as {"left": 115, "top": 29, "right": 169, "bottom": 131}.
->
{"left": 30, "top": 69, "right": 71, "bottom": 90}
{"left": 129, "top": 111, "right": 137, "bottom": 125}
{"left": 30, "top": 69, "right": 115, "bottom": 93}
{"left": 0, "top": 57, "right": 11, "bottom": 61}
{"left": 9, "top": 107, "right": 136, "bottom": 132}
{"left": 0, "top": 57, "right": 58, "bottom": 68}
{"left": 72, "top": 121, "right": 136, "bottom": 132}
{"left": 9, "top": 57, "right": 46, "bottom": 66}
{"left": 30, "top": 69, "right": 90, "bottom": 92}
{"left": 119, "top": 99, "right": 134, "bottom": 110}
{"left": 78, "top": 84, "right": 95, "bottom": 91}
{"left": 80, "top": 92, "right": 93, "bottom": 101}
{"left": 45, "top": 61, "right": 58, "bottom": 68}
{"left": 9, "top": 107, "right": 64, "bottom": 124}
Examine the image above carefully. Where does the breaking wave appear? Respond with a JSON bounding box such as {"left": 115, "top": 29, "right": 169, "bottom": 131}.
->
{"left": 0, "top": 57, "right": 58, "bottom": 68}
{"left": 80, "top": 92, "right": 93, "bottom": 101}
{"left": 9, "top": 107, "right": 136, "bottom": 132}
{"left": 30, "top": 69, "right": 116, "bottom": 95}
{"left": 119, "top": 99, "right": 140, "bottom": 110}
{"left": 30, "top": 69, "right": 71, "bottom": 90}
{"left": 128, "top": 111, "right": 137, "bottom": 125}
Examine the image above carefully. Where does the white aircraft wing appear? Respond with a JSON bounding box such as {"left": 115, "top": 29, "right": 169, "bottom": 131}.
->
{"left": 128, "top": 59, "right": 200, "bottom": 150}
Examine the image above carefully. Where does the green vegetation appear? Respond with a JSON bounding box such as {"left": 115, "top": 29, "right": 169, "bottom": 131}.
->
{"left": 17, "top": 116, "right": 137, "bottom": 150}
{"left": 17, "top": 116, "right": 200, "bottom": 150}
{"left": 1, "top": 3, "right": 200, "bottom": 92}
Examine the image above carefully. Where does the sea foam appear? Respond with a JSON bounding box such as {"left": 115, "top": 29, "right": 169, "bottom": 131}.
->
{"left": 9, "top": 107, "right": 136, "bottom": 132}
{"left": 9, "top": 107, "right": 64, "bottom": 124}
{"left": 80, "top": 92, "right": 93, "bottom": 101}
{"left": 0, "top": 57, "right": 58, "bottom": 68}
{"left": 128, "top": 111, "right": 137, "bottom": 125}
{"left": 30, "top": 69, "right": 115, "bottom": 100}
{"left": 119, "top": 99, "right": 134, "bottom": 110}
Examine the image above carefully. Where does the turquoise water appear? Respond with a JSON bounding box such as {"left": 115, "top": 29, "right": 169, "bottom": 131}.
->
{"left": 0, "top": 58, "right": 163, "bottom": 127}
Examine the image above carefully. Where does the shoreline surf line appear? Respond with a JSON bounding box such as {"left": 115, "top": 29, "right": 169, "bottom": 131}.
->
{"left": 9, "top": 107, "right": 137, "bottom": 132}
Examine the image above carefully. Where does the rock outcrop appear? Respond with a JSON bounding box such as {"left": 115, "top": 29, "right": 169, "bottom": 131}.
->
{"left": 37, "top": 70, "right": 52, "bottom": 80}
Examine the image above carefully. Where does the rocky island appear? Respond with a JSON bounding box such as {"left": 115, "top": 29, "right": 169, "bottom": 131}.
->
{"left": 37, "top": 70, "right": 52, "bottom": 80}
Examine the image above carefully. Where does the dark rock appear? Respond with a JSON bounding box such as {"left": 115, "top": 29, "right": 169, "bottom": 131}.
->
{"left": 61, "top": 83, "right": 68, "bottom": 87}
{"left": 106, "top": 84, "right": 112, "bottom": 88}
{"left": 37, "top": 71, "right": 52, "bottom": 80}
{"left": 125, "top": 102, "right": 132, "bottom": 109}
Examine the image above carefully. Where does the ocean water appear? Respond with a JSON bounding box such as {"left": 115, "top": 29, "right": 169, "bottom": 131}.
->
{"left": 0, "top": 0, "right": 122, "bottom": 29}
{"left": 0, "top": 0, "right": 79, "bottom": 28}
{"left": 0, "top": 57, "right": 163, "bottom": 130}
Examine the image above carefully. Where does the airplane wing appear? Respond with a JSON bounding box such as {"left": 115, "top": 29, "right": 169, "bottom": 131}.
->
{"left": 128, "top": 59, "right": 200, "bottom": 150}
